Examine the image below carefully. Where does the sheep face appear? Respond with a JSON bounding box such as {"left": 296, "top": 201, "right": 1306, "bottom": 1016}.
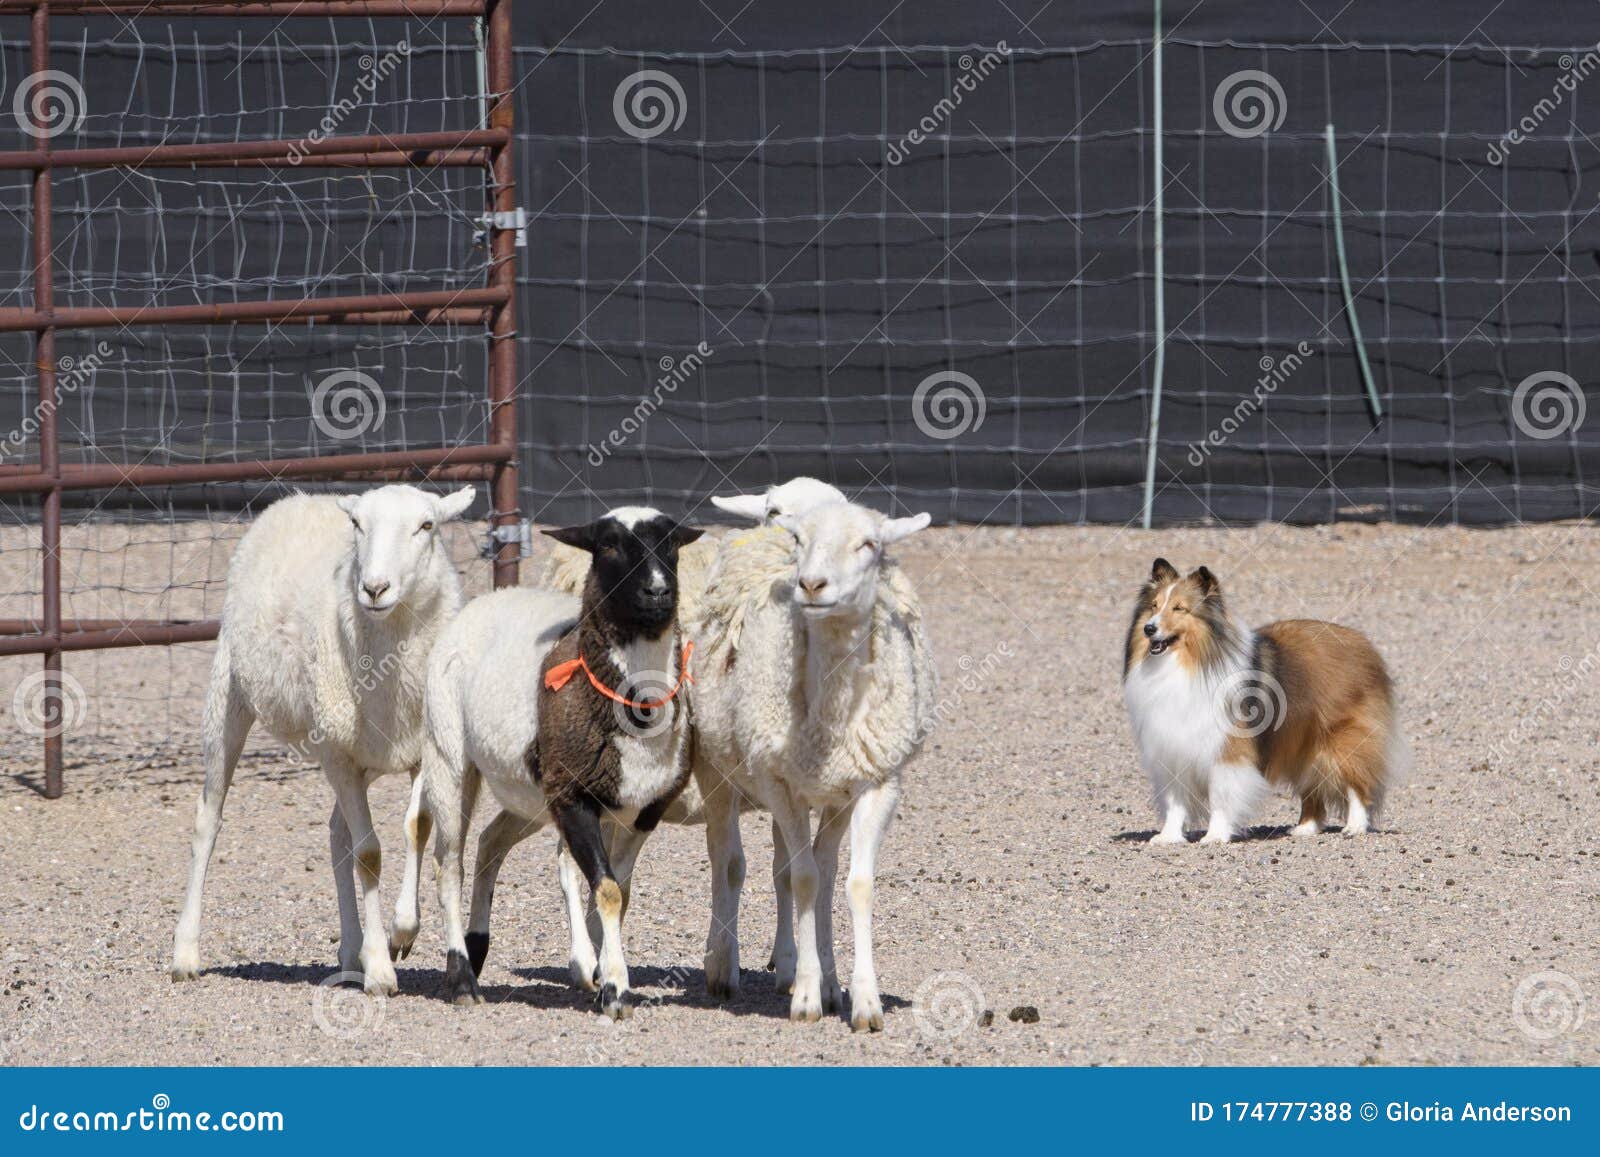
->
{"left": 544, "top": 507, "right": 705, "bottom": 634}
{"left": 335, "top": 484, "right": 476, "bottom": 617}
{"left": 780, "top": 502, "right": 931, "bottom": 621}
{"left": 710, "top": 475, "right": 844, "bottom": 523}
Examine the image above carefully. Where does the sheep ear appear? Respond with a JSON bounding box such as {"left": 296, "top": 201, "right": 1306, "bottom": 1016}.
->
{"left": 879, "top": 512, "right": 931, "bottom": 545}
{"left": 435, "top": 486, "right": 476, "bottom": 522}
{"left": 1150, "top": 557, "right": 1179, "bottom": 584}
{"left": 711, "top": 493, "right": 767, "bottom": 522}
{"left": 1190, "top": 565, "right": 1219, "bottom": 595}
{"left": 543, "top": 523, "right": 596, "bottom": 553}
{"left": 335, "top": 494, "right": 359, "bottom": 516}
{"left": 671, "top": 523, "right": 705, "bottom": 548}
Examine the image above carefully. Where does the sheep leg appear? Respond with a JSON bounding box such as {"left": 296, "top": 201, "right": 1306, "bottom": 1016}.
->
{"left": 555, "top": 798, "right": 633, "bottom": 1020}
{"left": 701, "top": 780, "right": 745, "bottom": 1001}
{"left": 329, "top": 804, "right": 363, "bottom": 975}
{"left": 812, "top": 804, "right": 849, "bottom": 1015}
{"left": 845, "top": 779, "right": 899, "bottom": 1032}
{"left": 467, "top": 808, "right": 541, "bottom": 976}
{"left": 325, "top": 761, "right": 397, "bottom": 996}
{"left": 389, "top": 771, "right": 432, "bottom": 961}
{"left": 766, "top": 788, "right": 823, "bottom": 1023}
{"left": 767, "top": 817, "right": 797, "bottom": 990}
{"left": 171, "top": 644, "right": 253, "bottom": 982}
{"left": 557, "top": 840, "right": 599, "bottom": 991}
{"left": 430, "top": 753, "right": 482, "bottom": 1006}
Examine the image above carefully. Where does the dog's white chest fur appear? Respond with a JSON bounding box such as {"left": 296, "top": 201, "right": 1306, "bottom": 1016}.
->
{"left": 1122, "top": 654, "right": 1233, "bottom": 788}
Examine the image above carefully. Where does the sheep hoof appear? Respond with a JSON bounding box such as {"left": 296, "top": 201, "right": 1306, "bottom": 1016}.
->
{"left": 170, "top": 945, "right": 201, "bottom": 982}
{"left": 464, "top": 932, "right": 490, "bottom": 977}
{"left": 598, "top": 983, "right": 635, "bottom": 1021}
{"left": 569, "top": 957, "right": 600, "bottom": 992}
{"left": 705, "top": 973, "right": 740, "bottom": 1002}
{"left": 444, "top": 949, "right": 483, "bottom": 1006}
{"left": 388, "top": 921, "right": 419, "bottom": 961}
{"left": 821, "top": 978, "right": 845, "bottom": 1014}
{"left": 850, "top": 1007, "right": 885, "bottom": 1033}
{"left": 789, "top": 991, "right": 823, "bottom": 1024}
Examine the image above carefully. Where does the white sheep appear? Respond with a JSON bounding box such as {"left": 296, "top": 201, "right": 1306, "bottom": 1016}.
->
{"left": 170, "top": 484, "right": 476, "bottom": 994}
{"left": 693, "top": 499, "right": 935, "bottom": 1029}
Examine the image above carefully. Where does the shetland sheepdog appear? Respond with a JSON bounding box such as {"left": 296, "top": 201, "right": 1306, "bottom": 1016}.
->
{"left": 1121, "top": 558, "right": 1408, "bottom": 844}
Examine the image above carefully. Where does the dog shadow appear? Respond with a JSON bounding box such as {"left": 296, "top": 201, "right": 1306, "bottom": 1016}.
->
{"left": 1113, "top": 823, "right": 1365, "bottom": 843}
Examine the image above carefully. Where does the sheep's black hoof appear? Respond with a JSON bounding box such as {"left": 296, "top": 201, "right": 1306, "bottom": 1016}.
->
{"left": 597, "top": 983, "right": 635, "bottom": 1021}
{"left": 464, "top": 932, "right": 490, "bottom": 977}
{"left": 445, "top": 949, "right": 484, "bottom": 1006}
{"left": 765, "top": 955, "right": 777, "bottom": 971}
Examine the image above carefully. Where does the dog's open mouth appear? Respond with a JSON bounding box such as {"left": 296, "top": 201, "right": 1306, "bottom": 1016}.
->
{"left": 1148, "top": 635, "right": 1176, "bottom": 655}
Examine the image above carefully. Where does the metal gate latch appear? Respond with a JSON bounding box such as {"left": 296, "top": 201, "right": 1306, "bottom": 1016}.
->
{"left": 482, "top": 519, "right": 534, "bottom": 560}
{"left": 475, "top": 207, "right": 528, "bottom": 247}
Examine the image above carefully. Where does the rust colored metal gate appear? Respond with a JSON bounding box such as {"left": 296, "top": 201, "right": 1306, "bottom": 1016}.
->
{"left": 0, "top": 0, "right": 521, "bottom": 797}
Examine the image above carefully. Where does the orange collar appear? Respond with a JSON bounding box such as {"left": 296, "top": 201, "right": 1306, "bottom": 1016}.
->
{"left": 544, "top": 640, "right": 695, "bottom": 709}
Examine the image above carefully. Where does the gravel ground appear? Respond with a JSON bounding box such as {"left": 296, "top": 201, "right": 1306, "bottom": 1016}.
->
{"left": 2, "top": 520, "right": 1597, "bottom": 1066}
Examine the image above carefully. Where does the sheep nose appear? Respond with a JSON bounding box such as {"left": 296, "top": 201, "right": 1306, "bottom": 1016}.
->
{"left": 799, "top": 576, "right": 829, "bottom": 597}
{"left": 1143, "top": 621, "right": 1157, "bottom": 637}
{"left": 363, "top": 579, "right": 391, "bottom": 601}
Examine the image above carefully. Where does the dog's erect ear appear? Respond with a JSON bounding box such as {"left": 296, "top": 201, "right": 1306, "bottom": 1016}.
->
{"left": 1190, "top": 565, "right": 1219, "bottom": 596}
{"left": 670, "top": 522, "right": 706, "bottom": 548}
{"left": 543, "top": 522, "right": 596, "bottom": 553}
{"left": 711, "top": 493, "right": 767, "bottom": 522}
{"left": 1150, "top": 557, "right": 1179, "bottom": 584}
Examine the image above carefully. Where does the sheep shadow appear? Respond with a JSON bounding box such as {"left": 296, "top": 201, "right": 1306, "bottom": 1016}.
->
{"left": 506, "top": 963, "right": 913, "bottom": 1023}
{"left": 202, "top": 959, "right": 912, "bottom": 1023}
